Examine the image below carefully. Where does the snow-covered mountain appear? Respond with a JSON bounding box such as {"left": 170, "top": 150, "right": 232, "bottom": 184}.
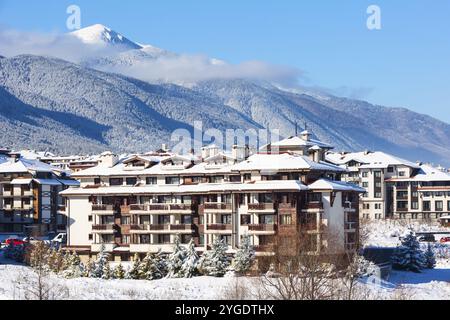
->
{"left": 1, "top": 25, "right": 450, "bottom": 166}
{"left": 70, "top": 24, "right": 143, "bottom": 50}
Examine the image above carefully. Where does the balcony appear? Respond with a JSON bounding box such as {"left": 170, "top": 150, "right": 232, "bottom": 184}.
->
{"left": 130, "top": 224, "right": 193, "bottom": 234}
{"left": 129, "top": 203, "right": 194, "bottom": 214}
{"left": 92, "top": 204, "right": 115, "bottom": 214}
{"left": 206, "top": 224, "right": 232, "bottom": 233}
{"left": 303, "top": 202, "right": 324, "bottom": 210}
{"left": 301, "top": 222, "right": 327, "bottom": 233}
{"left": 247, "top": 224, "right": 276, "bottom": 234}
{"left": 248, "top": 203, "right": 275, "bottom": 212}
{"left": 92, "top": 224, "right": 118, "bottom": 234}
{"left": 204, "top": 203, "right": 232, "bottom": 212}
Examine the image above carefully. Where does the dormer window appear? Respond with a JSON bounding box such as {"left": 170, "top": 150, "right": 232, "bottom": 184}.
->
{"left": 110, "top": 178, "right": 123, "bottom": 186}
{"left": 146, "top": 177, "right": 157, "bottom": 185}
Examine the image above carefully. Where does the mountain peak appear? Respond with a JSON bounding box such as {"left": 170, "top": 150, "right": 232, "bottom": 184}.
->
{"left": 70, "top": 24, "right": 142, "bottom": 50}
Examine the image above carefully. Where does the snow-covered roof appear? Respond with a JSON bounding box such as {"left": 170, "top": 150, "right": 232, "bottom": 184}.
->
{"left": 326, "top": 151, "right": 420, "bottom": 169}
{"left": 60, "top": 180, "right": 308, "bottom": 196}
{"left": 10, "top": 178, "right": 33, "bottom": 185}
{"left": 307, "top": 179, "right": 366, "bottom": 193}
{"left": 389, "top": 164, "right": 450, "bottom": 182}
{"left": 0, "top": 158, "right": 61, "bottom": 174}
{"left": 230, "top": 153, "right": 345, "bottom": 173}
{"left": 261, "top": 136, "right": 333, "bottom": 150}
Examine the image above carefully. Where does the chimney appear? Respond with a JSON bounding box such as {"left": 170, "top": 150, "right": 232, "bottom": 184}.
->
{"left": 232, "top": 145, "right": 247, "bottom": 161}
{"left": 300, "top": 130, "right": 311, "bottom": 141}
{"left": 99, "top": 151, "right": 118, "bottom": 168}
{"left": 161, "top": 144, "right": 168, "bottom": 152}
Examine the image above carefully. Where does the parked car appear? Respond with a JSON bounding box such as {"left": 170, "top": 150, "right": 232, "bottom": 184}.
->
{"left": 50, "top": 233, "right": 67, "bottom": 248}
{"left": 440, "top": 237, "right": 450, "bottom": 243}
{"left": 418, "top": 235, "right": 436, "bottom": 242}
{"left": 4, "top": 238, "right": 25, "bottom": 247}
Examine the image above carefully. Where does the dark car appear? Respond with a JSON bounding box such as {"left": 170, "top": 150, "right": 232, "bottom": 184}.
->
{"left": 418, "top": 234, "right": 436, "bottom": 242}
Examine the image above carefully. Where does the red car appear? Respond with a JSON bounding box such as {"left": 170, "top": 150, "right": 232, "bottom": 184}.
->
{"left": 4, "top": 238, "right": 25, "bottom": 246}
{"left": 440, "top": 237, "right": 450, "bottom": 243}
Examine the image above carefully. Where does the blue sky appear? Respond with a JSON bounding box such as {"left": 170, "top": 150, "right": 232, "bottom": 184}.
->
{"left": 1, "top": 0, "right": 449, "bottom": 123}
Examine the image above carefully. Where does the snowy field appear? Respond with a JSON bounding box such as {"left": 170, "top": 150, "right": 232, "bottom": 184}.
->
{"left": 1, "top": 220, "right": 450, "bottom": 300}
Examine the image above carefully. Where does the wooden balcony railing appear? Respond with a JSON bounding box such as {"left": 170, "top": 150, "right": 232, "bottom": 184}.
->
{"left": 304, "top": 202, "right": 324, "bottom": 210}
{"left": 248, "top": 224, "right": 276, "bottom": 232}
{"left": 170, "top": 224, "right": 194, "bottom": 231}
{"left": 204, "top": 203, "right": 232, "bottom": 210}
{"left": 248, "top": 203, "right": 274, "bottom": 211}
{"left": 92, "top": 224, "right": 117, "bottom": 231}
{"left": 92, "top": 204, "right": 114, "bottom": 211}
{"left": 207, "top": 224, "right": 232, "bottom": 231}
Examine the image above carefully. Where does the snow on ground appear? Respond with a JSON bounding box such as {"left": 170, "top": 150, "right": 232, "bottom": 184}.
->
{"left": 1, "top": 220, "right": 450, "bottom": 300}
{"left": 363, "top": 219, "right": 450, "bottom": 248}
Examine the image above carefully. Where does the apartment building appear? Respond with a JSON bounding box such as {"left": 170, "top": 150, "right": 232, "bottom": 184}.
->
{"left": 0, "top": 152, "right": 79, "bottom": 235}
{"left": 388, "top": 164, "right": 450, "bottom": 220}
{"left": 326, "top": 151, "right": 450, "bottom": 221}
{"left": 61, "top": 136, "right": 364, "bottom": 262}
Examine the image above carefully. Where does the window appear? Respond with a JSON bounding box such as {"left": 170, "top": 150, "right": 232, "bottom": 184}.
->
{"left": 362, "top": 182, "right": 369, "bottom": 188}
{"left": 243, "top": 174, "right": 252, "bottom": 181}
{"left": 181, "top": 234, "right": 192, "bottom": 244}
{"left": 280, "top": 215, "right": 293, "bottom": 225}
{"left": 412, "top": 191, "right": 419, "bottom": 198}
{"left": 436, "top": 201, "right": 444, "bottom": 211}
{"left": 397, "top": 201, "right": 408, "bottom": 210}
{"left": 140, "top": 235, "right": 151, "bottom": 244}
{"left": 435, "top": 192, "right": 444, "bottom": 197}
{"left": 362, "top": 172, "right": 368, "bottom": 178}
{"left": 411, "top": 202, "right": 419, "bottom": 210}
{"left": 240, "top": 215, "right": 251, "bottom": 225}
{"left": 88, "top": 234, "right": 93, "bottom": 241}
{"left": 221, "top": 215, "right": 232, "bottom": 225}
{"left": 109, "top": 178, "right": 123, "bottom": 186}
{"left": 88, "top": 215, "right": 93, "bottom": 222}
{"left": 165, "top": 176, "right": 180, "bottom": 185}
{"left": 260, "top": 215, "right": 275, "bottom": 225}
{"left": 375, "top": 203, "right": 381, "bottom": 210}
{"left": 158, "top": 234, "right": 171, "bottom": 244}
{"left": 423, "top": 201, "right": 431, "bottom": 211}
{"left": 374, "top": 171, "right": 382, "bottom": 178}
{"left": 375, "top": 182, "right": 382, "bottom": 188}
{"left": 100, "top": 234, "right": 114, "bottom": 243}
{"left": 122, "top": 235, "right": 131, "bottom": 244}
{"left": 210, "top": 176, "right": 224, "bottom": 183}
{"left": 121, "top": 216, "right": 131, "bottom": 225}
{"left": 423, "top": 192, "right": 432, "bottom": 197}
{"left": 399, "top": 171, "right": 406, "bottom": 177}
{"left": 126, "top": 177, "right": 137, "bottom": 186}
{"left": 181, "top": 215, "right": 192, "bottom": 225}
{"left": 158, "top": 215, "right": 171, "bottom": 225}
{"left": 220, "top": 235, "right": 232, "bottom": 246}
{"left": 397, "top": 191, "right": 408, "bottom": 199}
{"left": 387, "top": 166, "right": 394, "bottom": 173}
{"left": 375, "top": 192, "right": 382, "bottom": 199}
{"left": 146, "top": 177, "right": 157, "bottom": 185}
{"left": 229, "top": 175, "right": 241, "bottom": 182}
{"left": 94, "top": 178, "right": 101, "bottom": 185}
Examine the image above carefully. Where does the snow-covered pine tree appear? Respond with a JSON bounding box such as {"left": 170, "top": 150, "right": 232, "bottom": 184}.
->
{"left": 167, "top": 235, "right": 187, "bottom": 278}
{"left": 83, "top": 258, "right": 94, "bottom": 278}
{"left": 102, "top": 262, "right": 113, "bottom": 280}
{"left": 126, "top": 253, "right": 141, "bottom": 279}
{"left": 91, "top": 244, "right": 110, "bottom": 278}
{"left": 199, "top": 238, "right": 230, "bottom": 277}
{"left": 63, "top": 251, "right": 83, "bottom": 278}
{"left": 181, "top": 239, "right": 200, "bottom": 278}
{"left": 137, "top": 250, "right": 167, "bottom": 280}
{"left": 424, "top": 243, "right": 436, "bottom": 269}
{"left": 232, "top": 235, "right": 256, "bottom": 275}
{"left": 113, "top": 264, "right": 126, "bottom": 279}
{"left": 391, "top": 231, "right": 426, "bottom": 273}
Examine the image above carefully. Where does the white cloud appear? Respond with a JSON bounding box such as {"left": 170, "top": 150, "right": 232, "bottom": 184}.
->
{"left": 0, "top": 28, "right": 303, "bottom": 86}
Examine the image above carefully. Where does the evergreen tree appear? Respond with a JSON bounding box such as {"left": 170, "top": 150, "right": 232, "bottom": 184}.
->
{"left": 137, "top": 250, "right": 167, "bottom": 280}
{"left": 181, "top": 239, "right": 200, "bottom": 278}
{"left": 126, "top": 253, "right": 141, "bottom": 279}
{"left": 83, "top": 258, "right": 94, "bottom": 278}
{"left": 102, "top": 262, "right": 113, "bottom": 280}
{"left": 199, "top": 238, "right": 230, "bottom": 277}
{"left": 424, "top": 243, "right": 436, "bottom": 269}
{"left": 63, "top": 251, "right": 84, "bottom": 278}
{"left": 232, "top": 235, "right": 256, "bottom": 275}
{"left": 113, "top": 264, "right": 126, "bottom": 279}
{"left": 167, "top": 235, "right": 187, "bottom": 278}
{"left": 391, "top": 231, "right": 426, "bottom": 273}
{"left": 91, "top": 244, "right": 110, "bottom": 278}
